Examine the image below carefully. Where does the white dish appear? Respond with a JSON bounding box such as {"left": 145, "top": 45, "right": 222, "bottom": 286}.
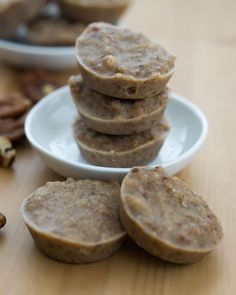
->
{"left": 0, "top": 39, "right": 76, "bottom": 70}
{"left": 25, "top": 86, "right": 208, "bottom": 181}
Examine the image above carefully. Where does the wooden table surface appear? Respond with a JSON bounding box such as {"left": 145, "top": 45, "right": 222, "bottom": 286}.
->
{"left": 0, "top": 0, "right": 235, "bottom": 294}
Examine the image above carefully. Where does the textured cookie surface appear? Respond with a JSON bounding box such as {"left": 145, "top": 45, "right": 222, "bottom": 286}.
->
{"left": 70, "top": 75, "right": 169, "bottom": 134}
{"left": 76, "top": 22, "right": 175, "bottom": 98}
{"left": 21, "top": 179, "right": 126, "bottom": 263}
{"left": 120, "top": 167, "right": 223, "bottom": 263}
{"left": 73, "top": 118, "right": 169, "bottom": 167}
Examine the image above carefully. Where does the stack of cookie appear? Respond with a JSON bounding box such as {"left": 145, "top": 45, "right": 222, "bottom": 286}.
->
{"left": 70, "top": 22, "right": 176, "bottom": 168}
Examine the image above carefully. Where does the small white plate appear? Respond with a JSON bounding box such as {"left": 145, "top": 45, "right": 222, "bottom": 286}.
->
{"left": 25, "top": 86, "right": 208, "bottom": 181}
{"left": 0, "top": 39, "right": 76, "bottom": 70}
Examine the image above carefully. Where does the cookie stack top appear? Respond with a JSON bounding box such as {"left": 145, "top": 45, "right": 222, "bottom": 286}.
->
{"left": 76, "top": 22, "right": 176, "bottom": 99}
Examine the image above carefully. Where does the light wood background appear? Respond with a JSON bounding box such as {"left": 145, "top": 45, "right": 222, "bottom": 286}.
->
{"left": 0, "top": 0, "right": 235, "bottom": 294}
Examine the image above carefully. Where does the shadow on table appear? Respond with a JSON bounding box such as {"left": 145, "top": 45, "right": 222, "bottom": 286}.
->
{"left": 23, "top": 236, "right": 223, "bottom": 295}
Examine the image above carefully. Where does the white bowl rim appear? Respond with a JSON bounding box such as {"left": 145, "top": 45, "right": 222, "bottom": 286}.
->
{"left": 0, "top": 39, "right": 74, "bottom": 55}
{"left": 25, "top": 86, "right": 208, "bottom": 175}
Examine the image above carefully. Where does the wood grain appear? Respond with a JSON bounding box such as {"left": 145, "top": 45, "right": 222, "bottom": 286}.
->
{"left": 0, "top": 0, "right": 235, "bottom": 294}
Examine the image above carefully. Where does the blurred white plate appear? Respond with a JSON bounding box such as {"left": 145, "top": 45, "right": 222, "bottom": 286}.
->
{"left": 0, "top": 39, "right": 76, "bottom": 70}
{"left": 25, "top": 86, "right": 208, "bottom": 181}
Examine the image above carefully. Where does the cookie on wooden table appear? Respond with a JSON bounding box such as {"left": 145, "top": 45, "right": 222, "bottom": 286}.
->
{"left": 120, "top": 167, "right": 223, "bottom": 264}
{"left": 21, "top": 178, "right": 126, "bottom": 263}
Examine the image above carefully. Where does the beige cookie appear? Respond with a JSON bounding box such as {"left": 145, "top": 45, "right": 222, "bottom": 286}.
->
{"left": 76, "top": 22, "right": 175, "bottom": 99}
{"left": 120, "top": 166, "right": 223, "bottom": 264}
{"left": 27, "top": 18, "right": 86, "bottom": 46}
{"left": 59, "top": 0, "right": 131, "bottom": 24}
{"left": 73, "top": 117, "right": 169, "bottom": 168}
{"left": 70, "top": 75, "right": 169, "bottom": 135}
{"left": 21, "top": 178, "right": 126, "bottom": 263}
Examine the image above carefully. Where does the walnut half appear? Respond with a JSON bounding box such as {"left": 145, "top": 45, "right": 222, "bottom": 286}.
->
{"left": 0, "top": 212, "right": 6, "bottom": 229}
{"left": 0, "top": 136, "right": 16, "bottom": 168}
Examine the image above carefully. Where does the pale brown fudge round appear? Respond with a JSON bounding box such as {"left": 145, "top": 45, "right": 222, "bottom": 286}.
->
{"left": 59, "top": 0, "right": 130, "bottom": 24}
{"left": 21, "top": 178, "right": 126, "bottom": 264}
{"left": 27, "top": 18, "right": 86, "bottom": 46}
{"left": 76, "top": 22, "right": 176, "bottom": 99}
{"left": 73, "top": 118, "right": 169, "bottom": 168}
{"left": 0, "top": 0, "right": 47, "bottom": 38}
{"left": 120, "top": 167, "right": 223, "bottom": 264}
{"left": 70, "top": 75, "right": 169, "bottom": 135}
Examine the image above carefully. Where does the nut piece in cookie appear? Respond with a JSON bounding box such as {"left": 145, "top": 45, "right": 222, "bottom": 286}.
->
{"left": 0, "top": 136, "right": 16, "bottom": 168}
{"left": 76, "top": 22, "right": 176, "bottom": 99}
{"left": 21, "top": 178, "right": 126, "bottom": 263}
{"left": 120, "top": 166, "right": 223, "bottom": 264}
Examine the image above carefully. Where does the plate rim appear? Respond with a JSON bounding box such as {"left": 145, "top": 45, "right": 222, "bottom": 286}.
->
{"left": 0, "top": 39, "right": 74, "bottom": 55}
{"left": 25, "top": 86, "right": 208, "bottom": 174}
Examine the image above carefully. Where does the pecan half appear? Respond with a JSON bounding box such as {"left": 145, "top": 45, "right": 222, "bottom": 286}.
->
{"left": 21, "top": 70, "right": 63, "bottom": 102}
{"left": 0, "top": 136, "right": 16, "bottom": 167}
{"left": 0, "top": 212, "right": 6, "bottom": 229}
{"left": 0, "top": 93, "right": 31, "bottom": 118}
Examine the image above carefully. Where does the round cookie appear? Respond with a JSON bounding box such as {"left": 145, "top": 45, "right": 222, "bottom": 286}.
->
{"left": 76, "top": 22, "right": 176, "bottom": 99}
{"left": 70, "top": 75, "right": 169, "bottom": 135}
{"left": 59, "top": 0, "right": 130, "bottom": 24}
{"left": 120, "top": 167, "right": 223, "bottom": 264}
{"left": 27, "top": 18, "right": 86, "bottom": 46}
{"left": 73, "top": 118, "right": 169, "bottom": 168}
{"left": 21, "top": 178, "right": 126, "bottom": 264}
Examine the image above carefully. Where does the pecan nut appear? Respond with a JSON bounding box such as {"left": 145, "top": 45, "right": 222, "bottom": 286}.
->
{"left": 0, "top": 136, "right": 16, "bottom": 167}
{"left": 0, "top": 212, "right": 6, "bottom": 229}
